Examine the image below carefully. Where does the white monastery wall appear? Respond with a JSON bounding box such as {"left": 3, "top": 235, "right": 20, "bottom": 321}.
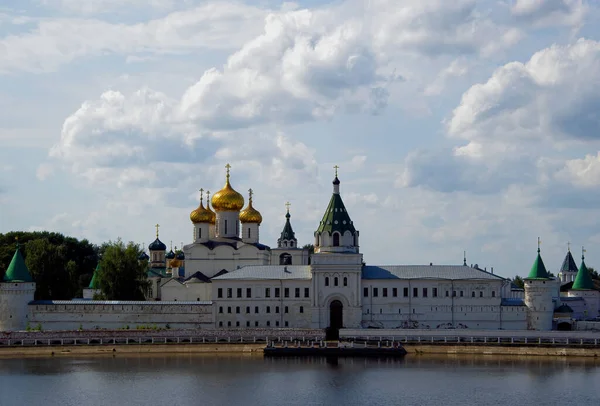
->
{"left": 161, "top": 281, "right": 212, "bottom": 302}
{"left": 28, "top": 302, "right": 213, "bottom": 331}
{"left": 212, "top": 280, "right": 312, "bottom": 328}
{"left": 0, "top": 283, "right": 35, "bottom": 331}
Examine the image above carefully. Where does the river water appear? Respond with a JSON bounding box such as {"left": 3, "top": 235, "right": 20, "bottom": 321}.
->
{"left": 0, "top": 354, "right": 599, "bottom": 406}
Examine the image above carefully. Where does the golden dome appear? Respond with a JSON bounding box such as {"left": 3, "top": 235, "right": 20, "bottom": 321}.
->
{"left": 211, "top": 164, "right": 244, "bottom": 211}
{"left": 190, "top": 189, "right": 213, "bottom": 224}
{"left": 240, "top": 189, "right": 262, "bottom": 224}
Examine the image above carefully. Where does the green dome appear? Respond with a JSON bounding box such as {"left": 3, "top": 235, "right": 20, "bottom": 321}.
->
{"left": 526, "top": 249, "right": 550, "bottom": 280}
{"left": 572, "top": 258, "right": 595, "bottom": 290}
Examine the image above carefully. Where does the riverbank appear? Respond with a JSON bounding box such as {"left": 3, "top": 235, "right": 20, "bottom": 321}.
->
{"left": 403, "top": 343, "right": 600, "bottom": 357}
{"left": 0, "top": 342, "right": 265, "bottom": 358}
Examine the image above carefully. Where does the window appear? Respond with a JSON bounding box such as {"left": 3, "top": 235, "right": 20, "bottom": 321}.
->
{"left": 446, "top": 290, "right": 449, "bottom": 297}
{"left": 219, "top": 321, "right": 223, "bottom": 327}
{"left": 255, "top": 321, "right": 259, "bottom": 327}
{"left": 472, "top": 291, "right": 475, "bottom": 298}
{"left": 275, "top": 288, "right": 280, "bottom": 298}
{"left": 236, "top": 321, "right": 240, "bottom": 327}
{"left": 227, "top": 307, "right": 231, "bottom": 314}
{"left": 218, "top": 288, "right": 223, "bottom": 298}
{"left": 276, "top": 306, "right": 280, "bottom": 314}
{"left": 480, "top": 291, "right": 483, "bottom": 297}
{"left": 364, "top": 287, "right": 369, "bottom": 297}
{"left": 266, "top": 321, "right": 270, "bottom": 327}
{"left": 452, "top": 291, "right": 456, "bottom": 297}
{"left": 423, "top": 288, "right": 428, "bottom": 298}
{"left": 295, "top": 288, "right": 300, "bottom": 298}
{"left": 300, "top": 306, "right": 304, "bottom": 313}
{"left": 227, "top": 288, "right": 232, "bottom": 298}
{"left": 255, "top": 306, "right": 259, "bottom": 314}
{"left": 492, "top": 291, "right": 496, "bottom": 297}
{"left": 246, "top": 321, "right": 250, "bottom": 327}
{"left": 266, "top": 306, "right": 271, "bottom": 313}
{"left": 404, "top": 288, "right": 409, "bottom": 297}
{"left": 343, "top": 277, "right": 348, "bottom": 286}
{"left": 224, "top": 219, "right": 228, "bottom": 234}
{"left": 246, "top": 306, "right": 250, "bottom": 314}
{"left": 219, "top": 306, "right": 223, "bottom": 314}
{"left": 246, "top": 288, "right": 252, "bottom": 298}
{"left": 413, "top": 287, "right": 418, "bottom": 297}
{"left": 393, "top": 288, "right": 398, "bottom": 297}
{"left": 373, "top": 288, "right": 379, "bottom": 297}
{"left": 276, "top": 321, "right": 280, "bottom": 327}
{"left": 460, "top": 291, "right": 464, "bottom": 297}
{"left": 237, "top": 288, "right": 242, "bottom": 298}
{"left": 236, "top": 306, "right": 240, "bottom": 314}
{"left": 265, "top": 288, "right": 271, "bottom": 298}
{"left": 198, "top": 228, "right": 202, "bottom": 239}
{"left": 304, "top": 288, "right": 309, "bottom": 298}
{"left": 325, "top": 277, "right": 329, "bottom": 286}
{"left": 247, "top": 228, "right": 251, "bottom": 239}
{"left": 334, "top": 277, "right": 338, "bottom": 286}
{"left": 433, "top": 288, "right": 438, "bottom": 297}
{"left": 227, "top": 321, "right": 231, "bottom": 327}
{"left": 285, "top": 321, "right": 289, "bottom": 327}
{"left": 380, "top": 308, "right": 382, "bottom": 314}
{"left": 333, "top": 233, "right": 340, "bottom": 246}
{"left": 285, "top": 306, "right": 289, "bottom": 313}
{"left": 284, "top": 288, "right": 289, "bottom": 298}
{"left": 383, "top": 288, "right": 388, "bottom": 297}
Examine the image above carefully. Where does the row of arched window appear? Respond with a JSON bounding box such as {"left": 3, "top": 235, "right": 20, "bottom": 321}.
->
{"left": 325, "top": 276, "right": 348, "bottom": 287}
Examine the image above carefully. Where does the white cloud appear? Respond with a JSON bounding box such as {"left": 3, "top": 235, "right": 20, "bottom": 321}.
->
{"left": 510, "top": 0, "right": 587, "bottom": 28}
{"left": 0, "top": 2, "right": 268, "bottom": 73}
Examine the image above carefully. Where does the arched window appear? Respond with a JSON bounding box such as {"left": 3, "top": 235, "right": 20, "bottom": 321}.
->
{"left": 333, "top": 232, "right": 340, "bottom": 246}
{"left": 325, "top": 277, "right": 330, "bottom": 286}
{"left": 284, "top": 241, "right": 288, "bottom": 247}
{"left": 290, "top": 241, "right": 294, "bottom": 247}
{"left": 334, "top": 277, "right": 338, "bottom": 286}
{"left": 224, "top": 219, "right": 228, "bottom": 234}
{"left": 279, "top": 253, "right": 292, "bottom": 265}
{"left": 198, "top": 228, "right": 202, "bottom": 239}
{"left": 343, "top": 277, "right": 347, "bottom": 287}
{"left": 247, "top": 228, "right": 251, "bottom": 239}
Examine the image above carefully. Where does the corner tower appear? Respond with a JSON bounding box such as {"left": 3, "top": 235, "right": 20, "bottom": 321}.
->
{"left": 0, "top": 240, "right": 36, "bottom": 331}
{"left": 524, "top": 239, "right": 554, "bottom": 331}
{"left": 568, "top": 247, "right": 599, "bottom": 319}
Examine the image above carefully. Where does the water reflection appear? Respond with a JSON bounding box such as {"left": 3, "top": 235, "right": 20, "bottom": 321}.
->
{"left": 0, "top": 354, "right": 599, "bottom": 406}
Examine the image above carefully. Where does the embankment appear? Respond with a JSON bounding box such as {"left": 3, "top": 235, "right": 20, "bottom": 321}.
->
{"left": 403, "top": 343, "right": 600, "bottom": 357}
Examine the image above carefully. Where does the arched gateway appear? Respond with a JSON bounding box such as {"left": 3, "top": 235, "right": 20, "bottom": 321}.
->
{"left": 329, "top": 300, "right": 343, "bottom": 330}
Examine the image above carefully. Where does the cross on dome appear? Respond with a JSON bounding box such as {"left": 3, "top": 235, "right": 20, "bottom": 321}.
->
{"left": 568, "top": 241, "right": 571, "bottom": 252}
{"left": 285, "top": 201, "right": 291, "bottom": 213}
{"left": 199, "top": 188, "right": 204, "bottom": 203}
{"left": 537, "top": 237, "right": 541, "bottom": 253}
{"left": 155, "top": 224, "right": 160, "bottom": 238}
{"left": 225, "top": 163, "right": 231, "bottom": 179}
{"left": 582, "top": 246, "right": 586, "bottom": 260}
{"left": 248, "top": 188, "right": 253, "bottom": 201}
{"left": 334, "top": 165, "right": 339, "bottom": 177}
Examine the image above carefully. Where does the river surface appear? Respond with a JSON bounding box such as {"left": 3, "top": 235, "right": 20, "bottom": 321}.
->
{"left": 0, "top": 354, "right": 599, "bottom": 406}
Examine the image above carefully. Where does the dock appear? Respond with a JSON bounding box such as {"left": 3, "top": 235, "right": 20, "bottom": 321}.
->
{"left": 264, "top": 340, "right": 407, "bottom": 357}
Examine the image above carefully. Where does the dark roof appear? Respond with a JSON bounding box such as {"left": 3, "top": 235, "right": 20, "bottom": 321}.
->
{"left": 149, "top": 238, "right": 166, "bottom": 251}
{"left": 278, "top": 211, "right": 296, "bottom": 243}
{"left": 197, "top": 238, "right": 270, "bottom": 251}
{"left": 526, "top": 250, "right": 550, "bottom": 280}
{"left": 212, "top": 269, "right": 229, "bottom": 278}
{"left": 3, "top": 244, "right": 33, "bottom": 283}
{"left": 176, "top": 251, "right": 185, "bottom": 260}
{"left": 501, "top": 298, "right": 526, "bottom": 306}
{"left": 555, "top": 304, "right": 574, "bottom": 313}
{"left": 184, "top": 271, "right": 211, "bottom": 283}
{"left": 560, "top": 251, "right": 578, "bottom": 274}
{"left": 166, "top": 250, "right": 176, "bottom": 259}
{"left": 138, "top": 252, "right": 149, "bottom": 261}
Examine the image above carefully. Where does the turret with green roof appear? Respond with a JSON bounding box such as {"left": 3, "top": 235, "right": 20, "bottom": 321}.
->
{"left": 88, "top": 264, "right": 100, "bottom": 289}
{"left": 3, "top": 241, "right": 33, "bottom": 283}
{"left": 572, "top": 247, "right": 595, "bottom": 290}
{"left": 525, "top": 243, "right": 550, "bottom": 280}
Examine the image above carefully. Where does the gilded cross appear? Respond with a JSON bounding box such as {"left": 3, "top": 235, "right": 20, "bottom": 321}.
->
{"left": 199, "top": 188, "right": 204, "bottom": 202}
{"left": 206, "top": 190, "right": 211, "bottom": 206}
{"left": 248, "top": 188, "right": 253, "bottom": 201}
{"left": 537, "top": 237, "right": 541, "bottom": 252}
{"left": 567, "top": 241, "right": 571, "bottom": 252}
{"left": 285, "top": 201, "right": 291, "bottom": 213}
{"left": 582, "top": 246, "right": 586, "bottom": 260}
{"left": 333, "top": 165, "right": 339, "bottom": 177}
{"left": 225, "top": 163, "right": 231, "bottom": 178}
{"left": 155, "top": 224, "right": 160, "bottom": 238}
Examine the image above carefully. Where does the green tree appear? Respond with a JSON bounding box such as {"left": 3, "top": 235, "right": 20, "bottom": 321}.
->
{"left": 512, "top": 275, "right": 524, "bottom": 289}
{"left": 97, "top": 239, "right": 149, "bottom": 300}
{"left": 302, "top": 244, "right": 315, "bottom": 255}
{"left": 589, "top": 267, "right": 599, "bottom": 280}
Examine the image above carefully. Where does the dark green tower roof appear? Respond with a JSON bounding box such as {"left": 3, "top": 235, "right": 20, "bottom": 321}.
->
{"left": 88, "top": 264, "right": 100, "bottom": 289}
{"left": 315, "top": 177, "right": 356, "bottom": 235}
{"left": 572, "top": 252, "right": 595, "bottom": 290}
{"left": 560, "top": 250, "right": 578, "bottom": 274}
{"left": 4, "top": 242, "right": 34, "bottom": 283}
{"left": 526, "top": 248, "right": 550, "bottom": 280}
{"left": 279, "top": 210, "right": 296, "bottom": 241}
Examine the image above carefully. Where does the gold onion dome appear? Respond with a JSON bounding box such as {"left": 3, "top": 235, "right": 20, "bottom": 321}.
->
{"left": 211, "top": 164, "right": 244, "bottom": 211}
{"left": 240, "top": 189, "right": 263, "bottom": 224}
{"left": 190, "top": 189, "right": 213, "bottom": 224}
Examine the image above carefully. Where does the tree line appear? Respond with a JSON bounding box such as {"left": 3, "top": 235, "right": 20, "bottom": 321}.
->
{"left": 0, "top": 232, "right": 148, "bottom": 300}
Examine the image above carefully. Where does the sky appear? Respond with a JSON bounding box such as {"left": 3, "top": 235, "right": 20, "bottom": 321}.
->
{"left": 1, "top": 0, "right": 600, "bottom": 279}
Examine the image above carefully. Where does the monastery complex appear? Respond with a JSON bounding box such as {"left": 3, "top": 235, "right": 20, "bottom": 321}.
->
{"left": 1, "top": 166, "right": 599, "bottom": 332}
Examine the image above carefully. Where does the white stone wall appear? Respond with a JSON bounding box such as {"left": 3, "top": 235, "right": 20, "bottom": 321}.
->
{"left": 567, "top": 290, "right": 600, "bottom": 319}
{"left": 0, "top": 282, "right": 35, "bottom": 331}
{"left": 184, "top": 244, "right": 271, "bottom": 278}
{"left": 82, "top": 288, "right": 100, "bottom": 299}
{"left": 270, "top": 248, "right": 308, "bottom": 266}
{"left": 161, "top": 281, "right": 212, "bottom": 302}
{"left": 215, "top": 211, "right": 240, "bottom": 238}
{"left": 524, "top": 279, "right": 554, "bottom": 330}
{"left": 212, "top": 280, "right": 312, "bottom": 328}
{"left": 241, "top": 223, "right": 259, "bottom": 244}
{"left": 28, "top": 302, "right": 213, "bottom": 330}
{"left": 193, "top": 222, "right": 210, "bottom": 243}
